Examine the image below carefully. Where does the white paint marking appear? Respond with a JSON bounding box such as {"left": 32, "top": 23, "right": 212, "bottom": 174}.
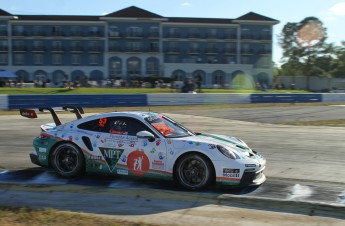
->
{"left": 337, "top": 190, "right": 345, "bottom": 204}
{"left": 0, "top": 170, "right": 8, "bottom": 174}
{"left": 287, "top": 184, "right": 313, "bottom": 200}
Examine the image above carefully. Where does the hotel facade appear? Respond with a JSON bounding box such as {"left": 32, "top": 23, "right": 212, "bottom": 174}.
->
{"left": 0, "top": 6, "right": 279, "bottom": 88}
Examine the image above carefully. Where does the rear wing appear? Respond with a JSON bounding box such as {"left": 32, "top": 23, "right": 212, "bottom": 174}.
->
{"left": 19, "top": 106, "right": 84, "bottom": 126}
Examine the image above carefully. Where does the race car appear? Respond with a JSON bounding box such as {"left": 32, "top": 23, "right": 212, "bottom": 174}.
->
{"left": 20, "top": 106, "right": 266, "bottom": 190}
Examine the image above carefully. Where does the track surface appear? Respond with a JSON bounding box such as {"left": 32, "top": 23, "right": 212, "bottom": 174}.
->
{"left": 0, "top": 105, "right": 345, "bottom": 225}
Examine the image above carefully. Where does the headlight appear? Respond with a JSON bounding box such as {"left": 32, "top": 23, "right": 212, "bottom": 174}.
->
{"left": 217, "top": 145, "right": 238, "bottom": 159}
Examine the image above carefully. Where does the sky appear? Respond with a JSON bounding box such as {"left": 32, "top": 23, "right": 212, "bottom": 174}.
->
{"left": 0, "top": 0, "right": 344, "bottom": 65}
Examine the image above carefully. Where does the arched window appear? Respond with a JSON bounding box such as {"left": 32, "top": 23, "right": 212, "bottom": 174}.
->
{"left": 109, "top": 57, "right": 122, "bottom": 79}
{"left": 127, "top": 57, "right": 141, "bottom": 78}
{"left": 146, "top": 57, "right": 159, "bottom": 76}
{"left": 212, "top": 70, "right": 225, "bottom": 87}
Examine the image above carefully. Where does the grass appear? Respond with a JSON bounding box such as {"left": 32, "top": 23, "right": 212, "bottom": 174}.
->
{"left": 0, "top": 207, "right": 156, "bottom": 226}
{"left": 0, "top": 87, "right": 308, "bottom": 95}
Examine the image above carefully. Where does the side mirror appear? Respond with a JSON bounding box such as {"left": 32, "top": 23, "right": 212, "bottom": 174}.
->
{"left": 136, "top": 131, "right": 155, "bottom": 142}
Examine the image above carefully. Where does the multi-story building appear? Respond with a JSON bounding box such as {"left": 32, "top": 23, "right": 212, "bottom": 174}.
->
{"left": 0, "top": 6, "right": 279, "bottom": 88}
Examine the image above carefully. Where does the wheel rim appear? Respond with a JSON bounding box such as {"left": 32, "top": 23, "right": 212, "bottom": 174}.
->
{"left": 179, "top": 157, "right": 207, "bottom": 188}
{"left": 54, "top": 146, "right": 79, "bottom": 173}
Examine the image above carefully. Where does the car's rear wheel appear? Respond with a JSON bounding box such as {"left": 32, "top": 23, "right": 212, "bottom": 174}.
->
{"left": 175, "top": 153, "right": 213, "bottom": 190}
{"left": 50, "top": 143, "right": 85, "bottom": 178}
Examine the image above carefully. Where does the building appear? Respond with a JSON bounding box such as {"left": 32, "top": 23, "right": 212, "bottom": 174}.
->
{"left": 0, "top": 6, "right": 279, "bottom": 88}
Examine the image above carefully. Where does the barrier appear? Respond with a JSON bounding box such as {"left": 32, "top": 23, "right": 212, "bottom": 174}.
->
{"left": 7, "top": 94, "right": 148, "bottom": 110}
{"left": 251, "top": 94, "right": 322, "bottom": 103}
{"left": 0, "top": 93, "right": 345, "bottom": 110}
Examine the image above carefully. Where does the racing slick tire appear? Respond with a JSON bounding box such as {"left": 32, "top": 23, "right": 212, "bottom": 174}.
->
{"left": 50, "top": 142, "right": 85, "bottom": 178}
{"left": 175, "top": 153, "right": 214, "bottom": 190}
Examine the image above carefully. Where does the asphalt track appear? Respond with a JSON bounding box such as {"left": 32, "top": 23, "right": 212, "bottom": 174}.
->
{"left": 0, "top": 105, "right": 345, "bottom": 225}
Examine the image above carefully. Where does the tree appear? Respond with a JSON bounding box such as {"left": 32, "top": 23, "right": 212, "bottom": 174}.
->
{"left": 278, "top": 17, "right": 329, "bottom": 90}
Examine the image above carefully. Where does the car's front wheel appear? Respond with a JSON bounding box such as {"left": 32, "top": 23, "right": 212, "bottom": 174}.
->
{"left": 50, "top": 143, "right": 85, "bottom": 178}
{"left": 175, "top": 153, "right": 213, "bottom": 190}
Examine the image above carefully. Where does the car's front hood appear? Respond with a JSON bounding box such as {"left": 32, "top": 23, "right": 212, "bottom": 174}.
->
{"left": 175, "top": 133, "right": 252, "bottom": 156}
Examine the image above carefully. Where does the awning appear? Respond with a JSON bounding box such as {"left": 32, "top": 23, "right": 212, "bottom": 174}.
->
{"left": 0, "top": 70, "right": 16, "bottom": 78}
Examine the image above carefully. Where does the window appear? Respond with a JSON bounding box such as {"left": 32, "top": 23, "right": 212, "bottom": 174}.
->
{"left": 109, "top": 26, "right": 119, "bottom": 37}
{"left": 71, "top": 54, "right": 81, "bottom": 65}
{"left": 127, "top": 58, "right": 140, "bottom": 75}
{"left": 52, "top": 26, "right": 62, "bottom": 35}
{"left": 14, "top": 54, "right": 24, "bottom": 65}
{"left": 109, "top": 59, "right": 122, "bottom": 78}
{"left": 78, "top": 117, "right": 153, "bottom": 136}
{"left": 126, "top": 27, "right": 142, "bottom": 37}
{"left": 34, "top": 54, "right": 43, "bottom": 64}
{"left": 71, "top": 26, "right": 82, "bottom": 36}
{"left": 52, "top": 54, "right": 62, "bottom": 65}
{"left": 126, "top": 42, "right": 141, "bottom": 51}
{"left": 0, "top": 54, "right": 8, "bottom": 64}
{"left": 88, "top": 54, "right": 99, "bottom": 65}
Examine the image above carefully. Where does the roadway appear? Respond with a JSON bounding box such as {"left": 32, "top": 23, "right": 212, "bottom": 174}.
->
{"left": 0, "top": 105, "right": 344, "bottom": 225}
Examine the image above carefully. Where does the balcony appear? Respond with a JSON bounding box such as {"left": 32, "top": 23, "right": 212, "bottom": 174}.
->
{"left": 31, "top": 46, "right": 46, "bottom": 52}
{"left": 70, "top": 31, "right": 84, "bottom": 37}
{"left": 164, "top": 33, "right": 181, "bottom": 39}
{"left": 0, "top": 31, "right": 8, "bottom": 37}
{"left": 146, "top": 46, "right": 159, "bottom": 52}
{"left": 241, "top": 49, "right": 255, "bottom": 55}
{"left": 51, "top": 31, "right": 65, "bottom": 37}
{"left": 206, "top": 34, "right": 219, "bottom": 39}
{"left": 12, "top": 31, "right": 27, "bottom": 37}
{"left": 205, "top": 48, "right": 219, "bottom": 54}
{"left": 125, "top": 47, "right": 143, "bottom": 52}
{"left": 258, "top": 49, "right": 271, "bottom": 55}
{"left": 0, "top": 46, "right": 8, "bottom": 52}
{"left": 258, "top": 35, "right": 272, "bottom": 41}
{"left": 241, "top": 34, "right": 254, "bottom": 40}
{"left": 126, "top": 32, "right": 144, "bottom": 38}
{"left": 108, "top": 46, "right": 122, "bottom": 52}
{"left": 51, "top": 46, "right": 66, "bottom": 52}
{"left": 223, "top": 34, "right": 237, "bottom": 40}
{"left": 31, "top": 31, "right": 46, "bottom": 37}
{"left": 108, "top": 31, "right": 121, "bottom": 38}
{"left": 87, "top": 46, "right": 103, "bottom": 52}
{"left": 187, "top": 33, "right": 201, "bottom": 39}
{"left": 224, "top": 48, "right": 237, "bottom": 55}
{"left": 147, "top": 32, "right": 159, "bottom": 39}
{"left": 165, "top": 47, "right": 181, "bottom": 54}
{"left": 70, "top": 46, "right": 84, "bottom": 52}
{"left": 88, "top": 31, "right": 103, "bottom": 37}
{"left": 188, "top": 48, "right": 201, "bottom": 54}
{"left": 12, "top": 46, "right": 28, "bottom": 52}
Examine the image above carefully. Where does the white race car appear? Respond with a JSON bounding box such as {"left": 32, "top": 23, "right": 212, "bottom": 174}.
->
{"left": 20, "top": 106, "right": 266, "bottom": 190}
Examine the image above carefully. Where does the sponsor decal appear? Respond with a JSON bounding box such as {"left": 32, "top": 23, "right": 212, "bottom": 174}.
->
{"left": 127, "top": 149, "right": 149, "bottom": 176}
{"left": 208, "top": 144, "right": 216, "bottom": 149}
{"left": 150, "top": 148, "right": 156, "bottom": 154}
{"left": 166, "top": 139, "right": 172, "bottom": 144}
{"left": 121, "top": 155, "right": 127, "bottom": 163}
{"left": 142, "top": 140, "right": 148, "bottom": 147}
{"left": 245, "top": 164, "right": 256, "bottom": 167}
{"left": 223, "top": 168, "right": 240, "bottom": 178}
{"left": 38, "top": 147, "right": 47, "bottom": 153}
{"left": 90, "top": 156, "right": 102, "bottom": 160}
{"left": 99, "top": 118, "right": 107, "bottom": 127}
{"left": 152, "top": 160, "right": 164, "bottom": 170}
{"left": 156, "top": 140, "right": 161, "bottom": 146}
{"left": 169, "top": 148, "right": 174, "bottom": 155}
{"left": 68, "top": 136, "right": 73, "bottom": 141}
{"left": 117, "top": 169, "right": 129, "bottom": 175}
{"left": 129, "top": 142, "right": 135, "bottom": 147}
{"left": 99, "top": 147, "right": 124, "bottom": 171}
{"left": 195, "top": 142, "right": 201, "bottom": 146}
{"left": 158, "top": 152, "right": 165, "bottom": 160}
{"left": 188, "top": 141, "right": 193, "bottom": 145}
{"left": 39, "top": 155, "right": 47, "bottom": 160}
{"left": 92, "top": 141, "right": 98, "bottom": 147}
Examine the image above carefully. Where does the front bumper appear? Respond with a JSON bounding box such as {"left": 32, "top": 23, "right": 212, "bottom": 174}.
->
{"left": 239, "top": 170, "right": 266, "bottom": 186}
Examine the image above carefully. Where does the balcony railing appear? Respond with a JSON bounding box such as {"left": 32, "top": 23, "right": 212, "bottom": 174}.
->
{"left": 164, "top": 33, "right": 181, "bottom": 39}
{"left": 188, "top": 33, "right": 201, "bottom": 39}
{"left": 165, "top": 47, "right": 181, "bottom": 53}
{"left": 223, "top": 34, "right": 237, "bottom": 40}
{"left": 70, "top": 46, "right": 84, "bottom": 52}
{"left": 241, "top": 34, "right": 254, "bottom": 40}
{"left": 188, "top": 48, "right": 201, "bottom": 54}
{"left": 12, "top": 46, "right": 28, "bottom": 52}
{"left": 31, "top": 31, "right": 46, "bottom": 37}
{"left": 12, "top": 31, "right": 27, "bottom": 37}
{"left": 224, "top": 48, "right": 237, "bottom": 54}
{"left": 205, "top": 48, "right": 219, "bottom": 54}
{"left": 258, "top": 49, "right": 271, "bottom": 54}
{"left": 51, "top": 46, "right": 66, "bottom": 52}
{"left": 126, "top": 32, "right": 144, "bottom": 38}
{"left": 0, "top": 46, "right": 8, "bottom": 51}
{"left": 31, "top": 46, "right": 46, "bottom": 52}
{"left": 51, "top": 31, "right": 65, "bottom": 37}
{"left": 147, "top": 32, "right": 159, "bottom": 38}
{"left": 241, "top": 49, "right": 255, "bottom": 54}
{"left": 0, "top": 31, "right": 8, "bottom": 36}
{"left": 70, "top": 31, "right": 84, "bottom": 37}
{"left": 87, "top": 46, "right": 103, "bottom": 52}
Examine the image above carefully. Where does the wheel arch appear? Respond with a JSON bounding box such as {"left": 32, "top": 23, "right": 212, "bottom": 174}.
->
{"left": 172, "top": 151, "right": 216, "bottom": 184}
{"left": 48, "top": 140, "right": 85, "bottom": 169}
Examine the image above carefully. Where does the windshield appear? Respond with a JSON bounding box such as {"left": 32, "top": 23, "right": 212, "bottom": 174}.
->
{"left": 145, "top": 114, "right": 194, "bottom": 138}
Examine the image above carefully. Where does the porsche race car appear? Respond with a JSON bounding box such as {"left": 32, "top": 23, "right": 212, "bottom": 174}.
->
{"left": 20, "top": 106, "right": 266, "bottom": 190}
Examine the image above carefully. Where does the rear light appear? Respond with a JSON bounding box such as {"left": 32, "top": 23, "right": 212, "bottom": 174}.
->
{"left": 39, "top": 133, "right": 50, "bottom": 139}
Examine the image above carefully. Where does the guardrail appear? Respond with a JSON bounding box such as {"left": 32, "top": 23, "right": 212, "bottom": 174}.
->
{"left": 0, "top": 93, "right": 344, "bottom": 110}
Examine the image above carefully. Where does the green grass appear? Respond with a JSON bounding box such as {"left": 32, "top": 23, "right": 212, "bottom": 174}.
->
{"left": 0, "top": 87, "right": 308, "bottom": 95}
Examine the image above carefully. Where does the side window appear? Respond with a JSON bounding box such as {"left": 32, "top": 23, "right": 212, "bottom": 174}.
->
{"left": 107, "top": 117, "right": 152, "bottom": 136}
{"left": 77, "top": 119, "right": 101, "bottom": 132}
{"left": 78, "top": 117, "right": 155, "bottom": 136}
